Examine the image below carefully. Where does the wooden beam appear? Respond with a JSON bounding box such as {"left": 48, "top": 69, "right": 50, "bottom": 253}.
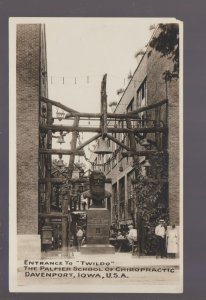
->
{"left": 39, "top": 177, "right": 112, "bottom": 184}
{"left": 48, "top": 97, "right": 168, "bottom": 119}
{"left": 39, "top": 148, "right": 84, "bottom": 155}
{"left": 76, "top": 133, "right": 102, "bottom": 150}
{"left": 131, "top": 99, "right": 168, "bottom": 114}
{"left": 107, "top": 113, "right": 141, "bottom": 119}
{"left": 39, "top": 212, "right": 68, "bottom": 218}
{"left": 106, "top": 133, "right": 130, "bottom": 151}
{"left": 101, "top": 74, "right": 108, "bottom": 138}
{"left": 66, "top": 112, "right": 102, "bottom": 118}
{"left": 40, "top": 124, "right": 167, "bottom": 134}
{"left": 41, "top": 96, "right": 78, "bottom": 114}
{"left": 132, "top": 178, "right": 168, "bottom": 184}
{"left": 122, "top": 150, "right": 166, "bottom": 157}
{"left": 65, "top": 112, "right": 141, "bottom": 119}
{"left": 51, "top": 166, "right": 68, "bottom": 179}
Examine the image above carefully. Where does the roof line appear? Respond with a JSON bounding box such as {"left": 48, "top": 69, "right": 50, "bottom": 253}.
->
{"left": 113, "top": 24, "right": 160, "bottom": 113}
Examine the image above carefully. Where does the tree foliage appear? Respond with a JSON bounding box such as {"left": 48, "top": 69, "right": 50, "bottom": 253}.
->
{"left": 148, "top": 23, "right": 179, "bottom": 80}
{"left": 133, "top": 152, "right": 169, "bottom": 255}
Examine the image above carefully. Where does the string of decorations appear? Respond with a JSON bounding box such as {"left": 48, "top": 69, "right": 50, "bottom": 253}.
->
{"left": 41, "top": 72, "right": 167, "bottom": 89}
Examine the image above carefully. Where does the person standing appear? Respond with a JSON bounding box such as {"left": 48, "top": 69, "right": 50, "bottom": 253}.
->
{"left": 166, "top": 225, "right": 178, "bottom": 258}
{"left": 76, "top": 227, "right": 83, "bottom": 252}
{"left": 126, "top": 225, "right": 137, "bottom": 244}
{"left": 155, "top": 220, "right": 166, "bottom": 258}
{"left": 126, "top": 225, "right": 138, "bottom": 253}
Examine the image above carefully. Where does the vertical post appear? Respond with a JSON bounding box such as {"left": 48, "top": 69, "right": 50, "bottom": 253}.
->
{"left": 101, "top": 74, "right": 108, "bottom": 138}
{"left": 116, "top": 180, "right": 120, "bottom": 228}
{"left": 125, "top": 175, "right": 128, "bottom": 221}
{"left": 126, "top": 118, "right": 141, "bottom": 256}
{"left": 67, "top": 116, "right": 80, "bottom": 178}
{"left": 45, "top": 103, "right": 52, "bottom": 213}
{"left": 62, "top": 192, "right": 69, "bottom": 256}
{"left": 61, "top": 116, "right": 80, "bottom": 256}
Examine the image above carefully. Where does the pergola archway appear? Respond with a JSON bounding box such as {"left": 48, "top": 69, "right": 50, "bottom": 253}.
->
{"left": 39, "top": 74, "right": 168, "bottom": 256}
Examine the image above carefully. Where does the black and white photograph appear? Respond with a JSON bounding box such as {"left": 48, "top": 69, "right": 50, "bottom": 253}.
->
{"left": 9, "top": 17, "right": 183, "bottom": 293}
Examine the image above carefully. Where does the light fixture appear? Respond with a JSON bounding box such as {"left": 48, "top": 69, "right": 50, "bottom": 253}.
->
{"left": 94, "top": 138, "right": 112, "bottom": 155}
{"left": 141, "top": 138, "right": 150, "bottom": 148}
{"left": 57, "top": 132, "right": 66, "bottom": 144}
{"left": 56, "top": 154, "right": 64, "bottom": 168}
{"left": 72, "top": 167, "right": 80, "bottom": 179}
{"left": 142, "top": 159, "right": 151, "bottom": 168}
{"left": 56, "top": 109, "right": 65, "bottom": 121}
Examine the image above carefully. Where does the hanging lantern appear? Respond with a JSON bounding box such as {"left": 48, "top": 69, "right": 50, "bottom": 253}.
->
{"left": 57, "top": 132, "right": 66, "bottom": 144}
{"left": 94, "top": 138, "right": 112, "bottom": 155}
{"left": 56, "top": 154, "right": 64, "bottom": 168}
{"left": 142, "top": 159, "right": 151, "bottom": 168}
{"left": 56, "top": 159, "right": 64, "bottom": 168}
{"left": 72, "top": 165, "right": 80, "bottom": 179}
{"left": 56, "top": 109, "right": 65, "bottom": 121}
{"left": 141, "top": 138, "right": 150, "bottom": 148}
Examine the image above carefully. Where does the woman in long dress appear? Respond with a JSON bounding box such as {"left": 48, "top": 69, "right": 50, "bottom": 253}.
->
{"left": 166, "top": 225, "right": 178, "bottom": 258}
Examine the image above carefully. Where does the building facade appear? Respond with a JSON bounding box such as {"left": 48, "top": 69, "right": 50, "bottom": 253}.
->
{"left": 17, "top": 24, "right": 48, "bottom": 258}
{"left": 91, "top": 25, "right": 180, "bottom": 254}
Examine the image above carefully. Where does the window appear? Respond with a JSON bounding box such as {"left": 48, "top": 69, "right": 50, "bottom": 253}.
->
{"left": 96, "top": 228, "right": 101, "bottom": 234}
{"left": 119, "top": 177, "right": 125, "bottom": 220}
{"left": 127, "top": 98, "right": 134, "bottom": 112}
{"left": 112, "top": 155, "right": 117, "bottom": 168}
{"left": 127, "top": 171, "right": 135, "bottom": 216}
{"left": 112, "top": 183, "right": 118, "bottom": 221}
{"left": 105, "top": 158, "right": 111, "bottom": 174}
{"left": 112, "top": 133, "right": 117, "bottom": 151}
{"left": 137, "top": 77, "right": 147, "bottom": 108}
{"left": 118, "top": 120, "right": 124, "bottom": 142}
{"left": 136, "top": 78, "right": 147, "bottom": 127}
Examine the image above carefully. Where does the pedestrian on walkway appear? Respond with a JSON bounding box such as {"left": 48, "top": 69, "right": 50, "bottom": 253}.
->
{"left": 155, "top": 219, "right": 166, "bottom": 258}
{"left": 76, "top": 227, "right": 83, "bottom": 252}
{"left": 126, "top": 225, "right": 138, "bottom": 253}
{"left": 166, "top": 225, "right": 178, "bottom": 258}
{"left": 126, "top": 225, "right": 137, "bottom": 244}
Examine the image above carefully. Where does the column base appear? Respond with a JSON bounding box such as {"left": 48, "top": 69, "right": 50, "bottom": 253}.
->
{"left": 17, "top": 234, "right": 41, "bottom": 260}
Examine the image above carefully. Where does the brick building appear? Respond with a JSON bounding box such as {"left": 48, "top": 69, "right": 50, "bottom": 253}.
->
{"left": 17, "top": 24, "right": 48, "bottom": 258}
{"left": 91, "top": 25, "right": 180, "bottom": 254}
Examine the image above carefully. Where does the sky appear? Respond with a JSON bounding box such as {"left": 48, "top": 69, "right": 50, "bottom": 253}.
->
{"left": 44, "top": 18, "right": 159, "bottom": 167}
{"left": 46, "top": 18, "right": 156, "bottom": 112}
